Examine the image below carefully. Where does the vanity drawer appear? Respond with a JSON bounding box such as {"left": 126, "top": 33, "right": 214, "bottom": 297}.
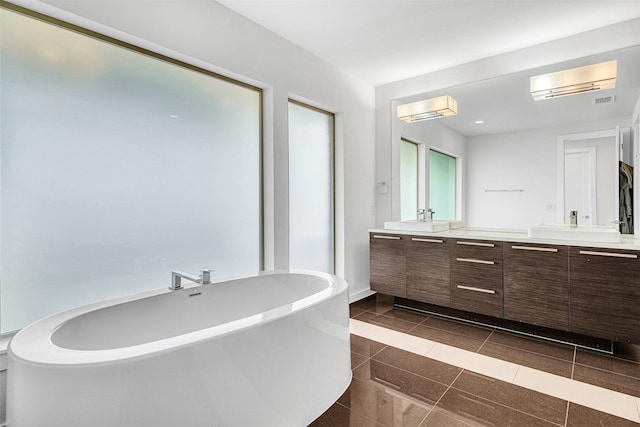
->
{"left": 370, "top": 233, "right": 407, "bottom": 297}
{"left": 450, "top": 239, "right": 503, "bottom": 290}
{"left": 450, "top": 239, "right": 503, "bottom": 318}
{"left": 406, "top": 236, "right": 450, "bottom": 306}
{"left": 504, "top": 243, "right": 569, "bottom": 331}
{"left": 451, "top": 239, "right": 503, "bottom": 263}
{"left": 450, "top": 280, "right": 503, "bottom": 318}
{"left": 569, "top": 246, "right": 640, "bottom": 342}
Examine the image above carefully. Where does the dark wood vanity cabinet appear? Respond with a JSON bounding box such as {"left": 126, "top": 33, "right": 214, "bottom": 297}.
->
{"left": 406, "top": 236, "right": 450, "bottom": 306}
{"left": 569, "top": 246, "right": 640, "bottom": 342}
{"left": 503, "top": 243, "right": 569, "bottom": 331}
{"left": 369, "top": 233, "right": 407, "bottom": 297}
{"left": 450, "top": 239, "right": 504, "bottom": 318}
{"left": 369, "top": 230, "right": 640, "bottom": 343}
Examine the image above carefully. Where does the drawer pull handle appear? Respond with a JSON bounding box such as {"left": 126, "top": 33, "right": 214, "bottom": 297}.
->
{"left": 512, "top": 245, "right": 558, "bottom": 253}
{"left": 457, "top": 241, "right": 495, "bottom": 247}
{"left": 411, "top": 238, "right": 444, "bottom": 243}
{"left": 457, "top": 285, "right": 496, "bottom": 295}
{"left": 456, "top": 257, "right": 495, "bottom": 265}
{"left": 373, "top": 235, "right": 401, "bottom": 240}
{"left": 579, "top": 250, "right": 637, "bottom": 259}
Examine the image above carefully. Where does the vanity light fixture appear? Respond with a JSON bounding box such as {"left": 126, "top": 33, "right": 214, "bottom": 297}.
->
{"left": 530, "top": 60, "right": 617, "bottom": 101}
{"left": 397, "top": 95, "right": 458, "bottom": 123}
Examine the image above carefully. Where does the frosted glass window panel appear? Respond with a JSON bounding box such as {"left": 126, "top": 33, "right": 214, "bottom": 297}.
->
{"left": 400, "top": 140, "right": 418, "bottom": 221}
{"left": 429, "top": 150, "right": 456, "bottom": 220}
{"left": 288, "top": 102, "right": 334, "bottom": 274}
{"left": 0, "top": 9, "right": 261, "bottom": 333}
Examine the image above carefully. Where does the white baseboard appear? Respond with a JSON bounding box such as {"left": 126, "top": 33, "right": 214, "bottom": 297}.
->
{"left": 349, "top": 288, "right": 375, "bottom": 304}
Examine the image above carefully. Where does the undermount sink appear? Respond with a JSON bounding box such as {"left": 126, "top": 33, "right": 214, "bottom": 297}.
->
{"left": 383, "top": 220, "right": 463, "bottom": 232}
{"left": 528, "top": 224, "right": 621, "bottom": 243}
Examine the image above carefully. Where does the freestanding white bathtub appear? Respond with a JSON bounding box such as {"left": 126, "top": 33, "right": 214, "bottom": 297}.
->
{"left": 7, "top": 270, "right": 351, "bottom": 426}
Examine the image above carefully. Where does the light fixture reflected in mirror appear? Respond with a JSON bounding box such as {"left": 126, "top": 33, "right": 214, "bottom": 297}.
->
{"left": 397, "top": 95, "right": 458, "bottom": 122}
{"left": 530, "top": 60, "right": 617, "bottom": 101}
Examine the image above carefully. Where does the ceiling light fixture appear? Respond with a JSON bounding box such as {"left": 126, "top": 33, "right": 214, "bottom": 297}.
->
{"left": 474, "top": 120, "right": 484, "bottom": 124}
{"left": 530, "top": 60, "right": 617, "bottom": 101}
{"left": 397, "top": 95, "right": 458, "bottom": 123}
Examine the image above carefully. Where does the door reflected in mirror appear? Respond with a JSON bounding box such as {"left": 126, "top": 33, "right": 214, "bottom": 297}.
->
{"left": 559, "top": 128, "right": 628, "bottom": 232}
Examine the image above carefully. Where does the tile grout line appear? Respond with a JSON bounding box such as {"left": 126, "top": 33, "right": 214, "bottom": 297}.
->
{"left": 481, "top": 334, "right": 577, "bottom": 367}
{"left": 366, "top": 354, "right": 461, "bottom": 391}
{"left": 350, "top": 356, "right": 368, "bottom": 371}
{"left": 427, "top": 368, "right": 563, "bottom": 427}
{"left": 350, "top": 318, "right": 640, "bottom": 424}
{"left": 573, "top": 359, "right": 640, "bottom": 383}
{"left": 510, "top": 365, "right": 521, "bottom": 385}
{"left": 417, "top": 314, "right": 432, "bottom": 326}
{"left": 419, "top": 368, "right": 467, "bottom": 426}
{"left": 564, "top": 311, "right": 574, "bottom": 427}
{"left": 405, "top": 316, "right": 423, "bottom": 334}
{"left": 350, "top": 338, "right": 389, "bottom": 371}
{"left": 333, "top": 386, "right": 385, "bottom": 427}
{"left": 369, "top": 344, "right": 388, "bottom": 360}
{"left": 477, "top": 328, "right": 495, "bottom": 354}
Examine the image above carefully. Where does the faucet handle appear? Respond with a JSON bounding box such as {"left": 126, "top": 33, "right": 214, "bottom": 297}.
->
{"left": 200, "top": 269, "right": 215, "bottom": 284}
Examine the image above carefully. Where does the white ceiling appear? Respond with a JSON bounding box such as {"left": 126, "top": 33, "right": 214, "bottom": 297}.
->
{"left": 416, "top": 46, "right": 640, "bottom": 136}
{"left": 216, "top": 0, "right": 640, "bottom": 87}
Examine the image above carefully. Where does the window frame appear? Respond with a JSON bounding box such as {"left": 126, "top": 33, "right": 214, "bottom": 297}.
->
{"left": 287, "top": 99, "right": 336, "bottom": 274}
{"left": 400, "top": 138, "right": 419, "bottom": 221}
{"left": 0, "top": 2, "right": 264, "bottom": 335}
{"left": 428, "top": 148, "right": 459, "bottom": 221}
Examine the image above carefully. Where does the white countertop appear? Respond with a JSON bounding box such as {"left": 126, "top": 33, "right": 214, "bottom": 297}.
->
{"left": 369, "top": 227, "right": 640, "bottom": 251}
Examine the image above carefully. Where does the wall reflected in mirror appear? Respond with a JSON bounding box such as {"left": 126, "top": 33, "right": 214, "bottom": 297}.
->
{"left": 395, "top": 45, "right": 640, "bottom": 232}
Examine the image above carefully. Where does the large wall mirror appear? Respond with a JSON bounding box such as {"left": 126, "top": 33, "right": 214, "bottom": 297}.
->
{"left": 393, "top": 44, "right": 640, "bottom": 232}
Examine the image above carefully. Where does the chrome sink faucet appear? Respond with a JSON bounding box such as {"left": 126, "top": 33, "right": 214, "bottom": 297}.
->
{"left": 570, "top": 210, "right": 578, "bottom": 228}
{"left": 170, "top": 269, "right": 214, "bottom": 290}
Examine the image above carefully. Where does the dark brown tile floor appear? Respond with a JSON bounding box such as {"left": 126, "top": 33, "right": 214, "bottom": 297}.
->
{"left": 310, "top": 295, "right": 640, "bottom": 426}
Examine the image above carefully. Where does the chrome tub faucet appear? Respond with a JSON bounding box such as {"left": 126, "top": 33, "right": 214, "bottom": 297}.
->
{"left": 170, "top": 269, "right": 214, "bottom": 290}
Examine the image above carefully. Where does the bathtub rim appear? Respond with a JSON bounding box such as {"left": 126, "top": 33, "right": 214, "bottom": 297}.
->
{"left": 8, "top": 269, "right": 349, "bottom": 367}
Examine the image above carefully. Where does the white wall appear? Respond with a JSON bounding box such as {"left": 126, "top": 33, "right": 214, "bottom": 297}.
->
{"left": 14, "top": 0, "right": 376, "bottom": 298}
{"left": 376, "top": 18, "right": 640, "bottom": 228}
{"left": 0, "top": 1, "right": 376, "bottom": 422}
{"left": 465, "top": 117, "right": 628, "bottom": 229}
